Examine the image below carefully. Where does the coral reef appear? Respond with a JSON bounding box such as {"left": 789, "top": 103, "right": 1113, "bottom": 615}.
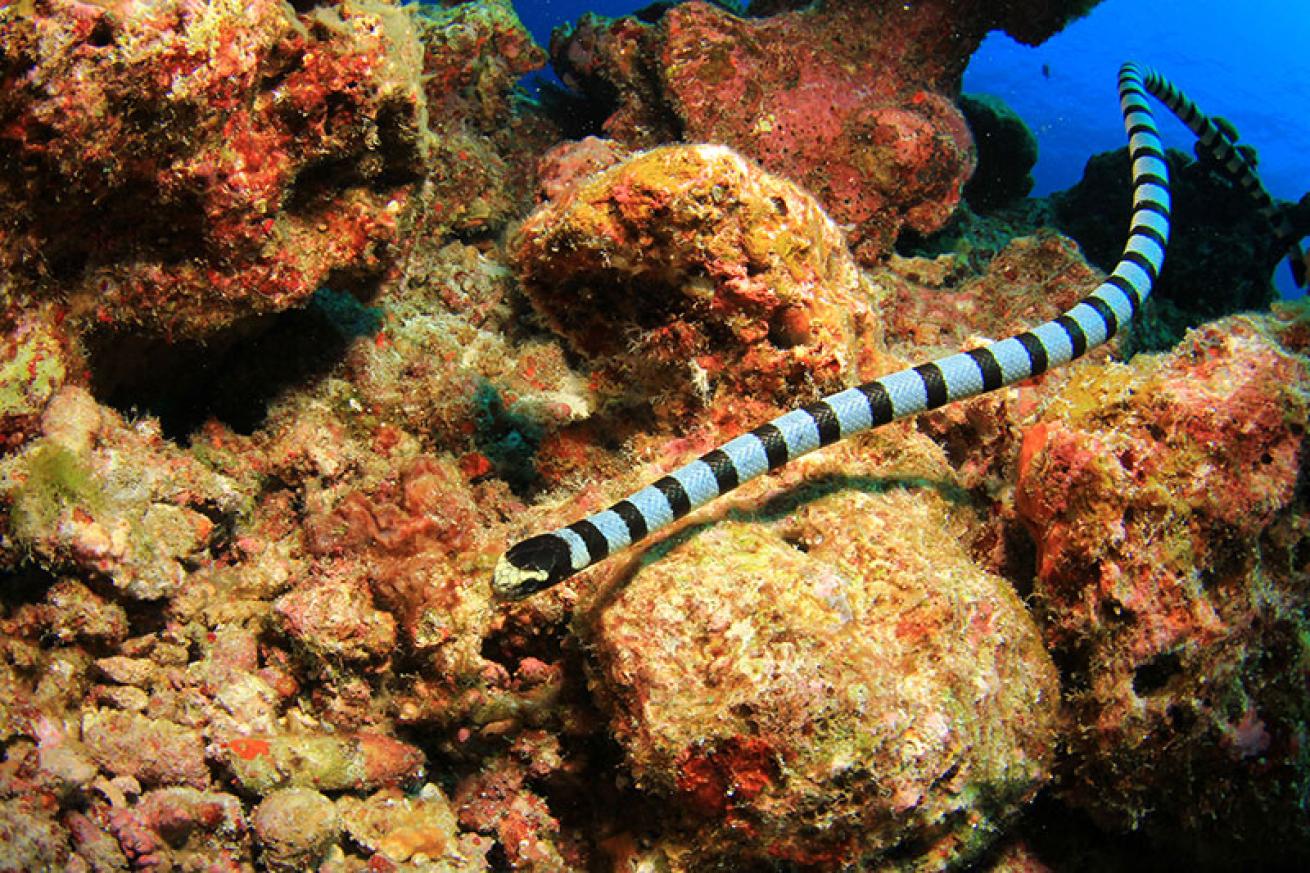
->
{"left": 0, "top": 0, "right": 1301, "bottom": 869}
{"left": 512, "top": 143, "right": 887, "bottom": 431}
{"left": 549, "top": 0, "right": 1103, "bottom": 263}
{"left": 0, "top": 387, "right": 249, "bottom": 600}
{"left": 552, "top": 0, "right": 976, "bottom": 262}
{"left": 0, "top": 0, "right": 543, "bottom": 336}
{"left": 1014, "top": 307, "right": 1310, "bottom": 866}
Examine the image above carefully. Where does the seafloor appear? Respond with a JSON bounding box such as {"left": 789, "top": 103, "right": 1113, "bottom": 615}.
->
{"left": 1, "top": 1, "right": 1308, "bottom": 871}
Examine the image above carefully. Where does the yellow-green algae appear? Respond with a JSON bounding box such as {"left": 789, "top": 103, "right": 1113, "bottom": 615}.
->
{"left": 0, "top": 388, "right": 250, "bottom": 599}
{"left": 6, "top": 443, "right": 102, "bottom": 543}
{"left": 0, "top": 314, "right": 66, "bottom": 424}
{"left": 510, "top": 143, "right": 890, "bottom": 429}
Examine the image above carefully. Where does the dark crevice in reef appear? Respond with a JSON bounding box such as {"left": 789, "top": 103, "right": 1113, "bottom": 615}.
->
{"left": 1048, "top": 639, "right": 1093, "bottom": 695}
{"left": 87, "top": 286, "right": 381, "bottom": 444}
{"left": 530, "top": 80, "right": 618, "bottom": 141}
{"left": 1132, "top": 649, "right": 1183, "bottom": 697}
{"left": 0, "top": 565, "right": 59, "bottom": 610}
{"left": 997, "top": 791, "right": 1175, "bottom": 872}
{"left": 996, "top": 518, "right": 1039, "bottom": 600}
{"left": 26, "top": 184, "right": 210, "bottom": 283}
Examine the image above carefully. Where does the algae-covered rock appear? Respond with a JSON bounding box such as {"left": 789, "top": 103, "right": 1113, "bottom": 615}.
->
{"left": 274, "top": 575, "right": 398, "bottom": 666}
{"left": 0, "top": 305, "right": 70, "bottom": 451}
{"left": 81, "top": 708, "right": 209, "bottom": 788}
{"left": 253, "top": 787, "right": 341, "bottom": 872}
{"left": 134, "top": 787, "right": 250, "bottom": 863}
{"left": 0, "top": 387, "right": 249, "bottom": 599}
{"left": 0, "top": 794, "right": 73, "bottom": 870}
{"left": 220, "top": 731, "right": 424, "bottom": 796}
{"left": 581, "top": 438, "right": 1059, "bottom": 870}
{"left": 512, "top": 143, "right": 886, "bottom": 431}
{"left": 48, "top": 579, "right": 130, "bottom": 645}
{"left": 337, "top": 784, "right": 491, "bottom": 869}
{"left": 1016, "top": 310, "right": 1310, "bottom": 867}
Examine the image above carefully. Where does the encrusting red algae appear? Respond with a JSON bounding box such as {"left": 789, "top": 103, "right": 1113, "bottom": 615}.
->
{"left": 1, "top": 0, "right": 1307, "bottom": 870}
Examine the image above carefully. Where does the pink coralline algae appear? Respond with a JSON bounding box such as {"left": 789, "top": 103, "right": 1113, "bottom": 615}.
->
{"left": 880, "top": 233, "right": 1108, "bottom": 361}
{"left": 1015, "top": 308, "right": 1310, "bottom": 865}
{"left": 659, "top": 1, "right": 975, "bottom": 261}
{"left": 0, "top": 0, "right": 543, "bottom": 336}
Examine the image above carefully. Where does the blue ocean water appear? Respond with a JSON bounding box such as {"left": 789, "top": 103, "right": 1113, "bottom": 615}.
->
{"left": 512, "top": 0, "right": 1308, "bottom": 294}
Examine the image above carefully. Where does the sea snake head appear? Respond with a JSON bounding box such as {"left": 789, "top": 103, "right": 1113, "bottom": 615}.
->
{"left": 492, "top": 533, "right": 575, "bottom": 599}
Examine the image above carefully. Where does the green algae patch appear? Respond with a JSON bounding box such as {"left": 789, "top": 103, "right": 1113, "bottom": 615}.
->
{"left": 1, "top": 388, "right": 251, "bottom": 599}
{"left": 8, "top": 443, "right": 101, "bottom": 542}
{"left": 0, "top": 322, "right": 65, "bottom": 422}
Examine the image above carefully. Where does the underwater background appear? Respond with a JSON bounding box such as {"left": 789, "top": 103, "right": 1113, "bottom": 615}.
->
{"left": 518, "top": 0, "right": 1310, "bottom": 293}
{"left": 2, "top": 0, "right": 1309, "bottom": 870}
